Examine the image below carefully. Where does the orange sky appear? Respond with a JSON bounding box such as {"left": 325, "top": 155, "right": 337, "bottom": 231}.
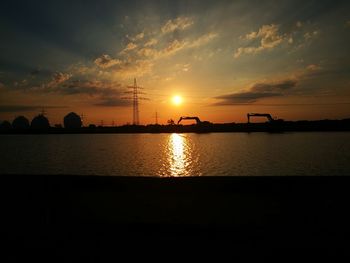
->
{"left": 1, "top": 1, "right": 350, "bottom": 125}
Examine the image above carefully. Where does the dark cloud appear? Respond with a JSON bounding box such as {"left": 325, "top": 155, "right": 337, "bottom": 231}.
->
{"left": 215, "top": 79, "right": 297, "bottom": 105}
{"left": 29, "top": 68, "right": 54, "bottom": 78}
{"left": 61, "top": 80, "right": 123, "bottom": 96}
{"left": 0, "top": 105, "right": 67, "bottom": 113}
{"left": 215, "top": 92, "right": 281, "bottom": 104}
{"left": 250, "top": 79, "right": 297, "bottom": 92}
{"left": 94, "top": 98, "right": 131, "bottom": 107}
{"left": 60, "top": 80, "right": 131, "bottom": 107}
{"left": 1, "top": 76, "right": 132, "bottom": 107}
{"left": 30, "top": 69, "right": 40, "bottom": 76}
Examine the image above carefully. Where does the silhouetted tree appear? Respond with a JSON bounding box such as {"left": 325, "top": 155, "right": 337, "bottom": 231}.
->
{"left": 31, "top": 114, "right": 50, "bottom": 129}
{"left": 0, "top": 120, "right": 12, "bottom": 130}
{"left": 64, "top": 112, "right": 82, "bottom": 129}
{"left": 12, "top": 116, "right": 30, "bottom": 129}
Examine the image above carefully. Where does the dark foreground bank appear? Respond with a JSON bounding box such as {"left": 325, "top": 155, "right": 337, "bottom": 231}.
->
{"left": 1, "top": 175, "right": 350, "bottom": 259}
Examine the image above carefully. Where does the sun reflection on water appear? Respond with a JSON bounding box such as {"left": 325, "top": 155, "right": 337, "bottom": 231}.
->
{"left": 169, "top": 133, "right": 187, "bottom": 176}
{"left": 158, "top": 133, "right": 201, "bottom": 177}
{"left": 158, "top": 133, "right": 202, "bottom": 177}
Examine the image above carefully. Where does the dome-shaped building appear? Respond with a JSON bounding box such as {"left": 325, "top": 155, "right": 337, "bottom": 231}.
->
{"left": 12, "top": 116, "right": 30, "bottom": 129}
{"left": 31, "top": 114, "right": 50, "bottom": 129}
{"left": 0, "top": 120, "right": 12, "bottom": 130}
{"left": 64, "top": 112, "right": 82, "bottom": 129}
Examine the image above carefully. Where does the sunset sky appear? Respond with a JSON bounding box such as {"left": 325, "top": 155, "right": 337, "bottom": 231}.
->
{"left": 1, "top": 0, "right": 350, "bottom": 125}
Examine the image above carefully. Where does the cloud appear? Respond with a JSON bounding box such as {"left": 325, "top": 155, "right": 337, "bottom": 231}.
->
{"left": 94, "top": 54, "right": 122, "bottom": 69}
{"left": 215, "top": 92, "right": 281, "bottom": 104}
{"left": 306, "top": 64, "right": 322, "bottom": 71}
{"left": 27, "top": 68, "right": 54, "bottom": 78}
{"left": 291, "top": 28, "right": 320, "bottom": 51}
{"left": 94, "top": 98, "right": 131, "bottom": 107}
{"left": 161, "top": 17, "right": 194, "bottom": 34}
{"left": 60, "top": 80, "right": 122, "bottom": 96}
{"left": 90, "top": 27, "right": 216, "bottom": 79}
{"left": 120, "top": 42, "right": 138, "bottom": 54}
{"left": 234, "top": 24, "right": 286, "bottom": 58}
{"left": 144, "top": 38, "right": 158, "bottom": 47}
{"left": 137, "top": 48, "right": 158, "bottom": 58}
{"left": 250, "top": 79, "right": 297, "bottom": 92}
{"left": 160, "top": 39, "right": 188, "bottom": 57}
{"left": 93, "top": 52, "right": 154, "bottom": 78}
{"left": 158, "top": 33, "right": 217, "bottom": 58}
{"left": 30, "top": 69, "right": 40, "bottom": 76}
{"left": 187, "top": 33, "right": 218, "bottom": 48}
{"left": 47, "top": 72, "right": 72, "bottom": 88}
{"left": 60, "top": 80, "right": 131, "bottom": 107}
{"left": 0, "top": 105, "right": 66, "bottom": 113}
{"left": 53, "top": 72, "right": 71, "bottom": 83}
{"left": 130, "top": 32, "right": 144, "bottom": 41}
{"left": 215, "top": 79, "right": 297, "bottom": 105}
{"left": 5, "top": 75, "right": 132, "bottom": 107}
{"left": 115, "top": 59, "right": 154, "bottom": 78}
{"left": 182, "top": 63, "right": 191, "bottom": 72}
{"left": 304, "top": 31, "right": 319, "bottom": 40}
{"left": 300, "top": 64, "right": 334, "bottom": 80}
{"left": 0, "top": 72, "right": 71, "bottom": 92}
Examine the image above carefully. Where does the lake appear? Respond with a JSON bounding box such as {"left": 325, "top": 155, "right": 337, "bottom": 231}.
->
{"left": 0, "top": 132, "right": 349, "bottom": 176}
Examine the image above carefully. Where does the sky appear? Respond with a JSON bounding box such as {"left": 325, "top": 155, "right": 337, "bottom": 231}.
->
{"left": 1, "top": 0, "right": 350, "bottom": 125}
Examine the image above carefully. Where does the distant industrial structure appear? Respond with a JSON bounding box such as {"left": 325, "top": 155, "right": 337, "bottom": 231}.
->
{"left": 64, "top": 112, "right": 82, "bottom": 129}
{"left": 128, "top": 78, "right": 140, "bottom": 125}
{"left": 1, "top": 111, "right": 350, "bottom": 133}
{"left": 247, "top": 113, "right": 284, "bottom": 123}
{"left": 31, "top": 114, "right": 50, "bottom": 129}
{"left": 177, "top": 116, "right": 211, "bottom": 125}
{"left": 12, "top": 116, "right": 30, "bottom": 129}
{"left": 126, "top": 78, "right": 149, "bottom": 125}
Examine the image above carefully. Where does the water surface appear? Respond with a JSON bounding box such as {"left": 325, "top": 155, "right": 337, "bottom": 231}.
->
{"left": 0, "top": 132, "right": 349, "bottom": 176}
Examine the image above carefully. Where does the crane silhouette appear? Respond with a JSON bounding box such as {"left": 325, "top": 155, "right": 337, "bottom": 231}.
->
{"left": 177, "top": 116, "right": 202, "bottom": 125}
{"left": 247, "top": 113, "right": 284, "bottom": 123}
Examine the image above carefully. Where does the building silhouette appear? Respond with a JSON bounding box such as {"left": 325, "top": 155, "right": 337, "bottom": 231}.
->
{"left": 0, "top": 120, "right": 12, "bottom": 129}
{"left": 64, "top": 112, "right": 82, "bottom": 129}
{"left": 31, "top": 114, "right": 50, "bottom": 129}
{"left": 12, "top": 116, "right": 30, "bottom": 129}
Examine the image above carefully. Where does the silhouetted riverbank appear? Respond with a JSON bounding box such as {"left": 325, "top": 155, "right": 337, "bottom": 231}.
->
{"left": 1, "top": 118, "right": 350, "bottom": 134}
{"left": 1, "top": 174, "right": 349, "bottom": 259}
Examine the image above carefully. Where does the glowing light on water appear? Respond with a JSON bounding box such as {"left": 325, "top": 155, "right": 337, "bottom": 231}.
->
{"left": 157, "top": 133, "right": 188, "bottom": 176}
{"left": 169, "top": 133, "right": 186, "bottom": 176}
{"left": 157, "top": 133, "right": 201, "bottom": 177}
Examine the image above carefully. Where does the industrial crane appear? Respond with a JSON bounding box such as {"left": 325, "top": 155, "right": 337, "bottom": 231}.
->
{"left": 247, "top": 113, "right": 283, "bottom": 123}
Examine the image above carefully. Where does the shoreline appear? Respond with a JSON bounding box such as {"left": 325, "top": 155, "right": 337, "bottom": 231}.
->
{"left": 1, "top": 119, "right": 350, "bottom": 134}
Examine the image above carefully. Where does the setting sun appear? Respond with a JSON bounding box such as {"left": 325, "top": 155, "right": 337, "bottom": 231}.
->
{"left": 172, "top": 95, "right": 183, "bottom": 106}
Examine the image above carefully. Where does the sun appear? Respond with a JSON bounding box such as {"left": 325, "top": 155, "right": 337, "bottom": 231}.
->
{"left": 172, "top": 95, "right": 182, "bottom": 105}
